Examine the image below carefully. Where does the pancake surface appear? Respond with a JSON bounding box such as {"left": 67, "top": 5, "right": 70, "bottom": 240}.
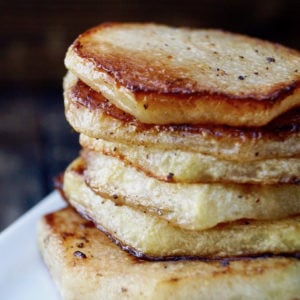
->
{"left": 38, "top": 206, "right": 300, "bottom": 300}
{"left": 64, "top": 72, "right": 300, "bottom": 161}
{"left": 65, "top": 23, "right": 300, "bottom": 126}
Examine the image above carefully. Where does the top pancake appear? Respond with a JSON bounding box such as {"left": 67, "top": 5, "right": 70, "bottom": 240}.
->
{"left": 65, "top": 22, "right": 300, "bottom": 126}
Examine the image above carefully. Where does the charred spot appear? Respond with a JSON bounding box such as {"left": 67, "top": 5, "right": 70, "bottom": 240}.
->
{"left": 112, "top": 194, "right": 119, "bottom": 199}
{"left": 80, "top": 221, "right": 94, "bottom": 229}
{"left": 73, "top": 250, "right": 87, "bottom": 259}
{"left": 77, "top": 242, "right": 84, "bottom": 248}
{"left": 255, "top": 198, "right": 260, "bottom": 203}
{"left": 45, "top": 213, "right": 55, "bottom": 227}
{"left": 239, "top": 55, "right": 244, "bottom": 59}
{"left": 254, "top": 72, "right": 259, "bottom": 75}
{"left": 79, "top": 236, "right": 90, "bottom": 243}
{"left": 170, "top": 277, "right": 179, "bottom": 282}
{"left": 61, "top": 232, "right": 74, "bottom": 240}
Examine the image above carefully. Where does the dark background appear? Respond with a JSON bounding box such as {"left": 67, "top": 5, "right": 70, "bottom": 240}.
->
{"left": 0, "top": 0, "right": 299, "bottom": 231}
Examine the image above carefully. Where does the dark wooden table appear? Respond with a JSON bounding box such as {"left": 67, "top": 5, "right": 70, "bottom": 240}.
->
{"left": 0, "top": 84, "right": 79, "bottom": 231}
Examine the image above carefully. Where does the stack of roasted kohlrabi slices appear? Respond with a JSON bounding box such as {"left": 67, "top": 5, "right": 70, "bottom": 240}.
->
{"left": 38, "top": 23, "right": 300, "bottom": 299}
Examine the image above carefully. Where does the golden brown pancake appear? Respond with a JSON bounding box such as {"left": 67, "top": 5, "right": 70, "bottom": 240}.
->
{"left": 64, "top": 72, "right": 300, "bottom": 161}
{"left": 38, "top": 206, "right": 300, "bottom": 299}
{"left": 65, "top": 23, "right": 300, "bottom": 126}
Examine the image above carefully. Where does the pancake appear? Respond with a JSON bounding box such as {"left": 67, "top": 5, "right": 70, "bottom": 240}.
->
{"left": 79, "top": 153, "right": 300, "bottom": 231}
{"left": 38, "top": 206, "right": 300, "bottom": 300}
{"left": 62, "top": 158, "right": 300, "bottom": 258}
{"left": 80, "top": 134, "right": 300, "bottom": 184}
{"left": 64, "top": 72, "right": 300, "bottom": 161}
{"left": 65, "top": 23, "right": 300, "bottom": 126}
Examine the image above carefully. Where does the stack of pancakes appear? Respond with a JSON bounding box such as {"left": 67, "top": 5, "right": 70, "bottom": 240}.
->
{"left": 39, "top": 23, "right": 300, "bottom": 298}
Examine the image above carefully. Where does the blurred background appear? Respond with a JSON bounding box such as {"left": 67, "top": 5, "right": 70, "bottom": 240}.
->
{"left": 0, "top": 0, "right": 299, "bottom": 231}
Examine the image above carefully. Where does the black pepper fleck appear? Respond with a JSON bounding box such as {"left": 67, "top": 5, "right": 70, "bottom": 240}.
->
{"left": 238, "top": 75, "right": 245, "bottom": 80}
{"left": 167, "top": 172, "right": 174, "bottom": 180}
{"left": 266, "top": 57, "right": 276, "bottom": 63}
{"left": 220, "top": 260, "right": 230, "bottom": 267}
{"left": 143, "top": 104, "right": 148, "bottom": 109}
{"left": 112, "top": 194, "right": 119, "bottom": 199}
{"left": 73, "top": 250, "right": 87, "bottom": 259}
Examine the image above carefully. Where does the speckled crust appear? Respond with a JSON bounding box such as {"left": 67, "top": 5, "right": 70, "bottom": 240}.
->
{"left": 80, "top": 135, "right": 300, "bottom": 184}
{"left": 65, "top": 23, "right": 300, "bottom": 126}
{"left": 64, "top": 73, "right": 300, "bottom": 161}
{"left": 38, "top": 207, "right": 300, "bottom": 300}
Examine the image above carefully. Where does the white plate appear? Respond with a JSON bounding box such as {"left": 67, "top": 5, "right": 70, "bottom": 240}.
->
{"left": 0, "top": 191, "right": 65, "bottom": 300}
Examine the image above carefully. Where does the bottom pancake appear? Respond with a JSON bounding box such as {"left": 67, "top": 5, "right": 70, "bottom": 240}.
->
{"left": 38, "top": 206, "right": 300, "bottom": 300}
{"left": 63, "top": 157, "right": 300, "bottom": 259}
